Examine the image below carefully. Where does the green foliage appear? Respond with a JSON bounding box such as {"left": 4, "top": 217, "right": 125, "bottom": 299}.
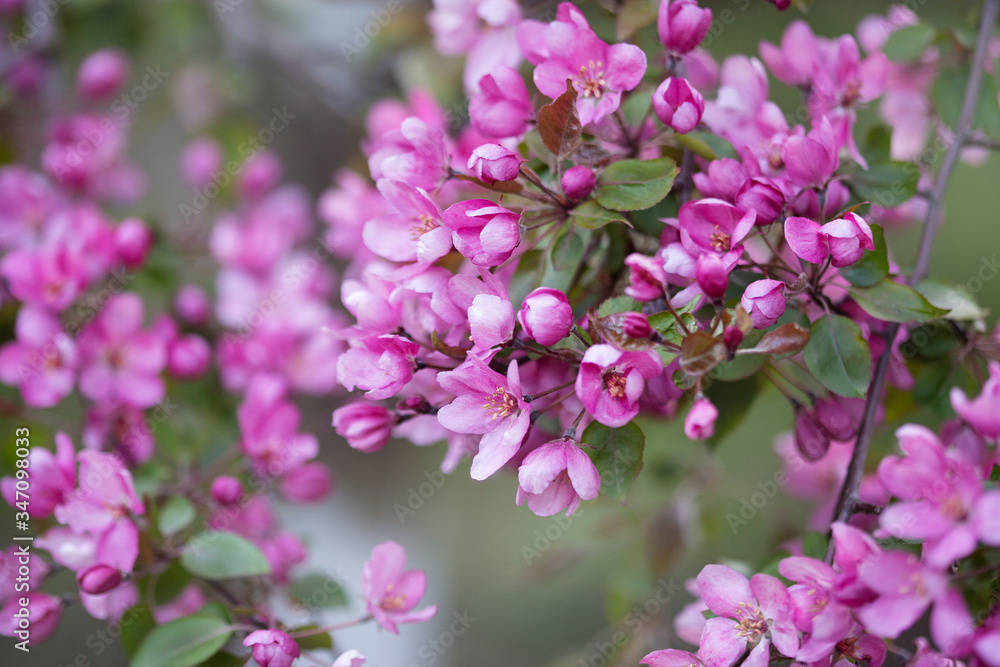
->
{"left": 180, "top": 532, "right": 271, "bottom": 580}
{"left": 582, "top": 421, "right": 645, "bottom": 504}
{"left": 804, "top": 314, "right": 872, "bottom": 398}
{"left": 594, "top": 158, "right": 678, "bottom": 211}
{"left": 840, "top": 224, "right": 889, "bottom": 287}
{"left": 849, "top": 280, "right": 947, "bottom": 323}
{"left": 132, "top": 613, "right": 233, "bottom": 667}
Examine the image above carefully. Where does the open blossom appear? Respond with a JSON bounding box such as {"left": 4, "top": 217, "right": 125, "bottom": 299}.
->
{"left": 438, "top": 356, "right": 530, "bottom": 480}
{"left": 625, "top": 253, "right": 668, "bottom": 302}
{"left": 516, "top": 438, "right": 600, "bottom": 516}
{"left": 470, "top": 293, "right": 515, "bottom": 351}
{"left": 367, "top": 117, "right": 449, "bottom": 191}
{"left": 242, "top": 629, "right": 300, "bottom": 667}
{"left": 0, "top": 242, "right": 86, "bottom": 311}
{"left": 362, "top": 541, "right": 437, "bottom": 634}
{"left": 575, "top": 345, "right": 662, "bottom": 427}
{"left": 428, "top": 0, "right": 522, "bottom": 94}
{"left": 337, "top": 335, "right": 421, "bottom": 400}
{"left": 642, "top": 650, "right": 704, "bottom": 667}
{"left": 518, "top": 288, "right": 574, "bottom": 346}
{"left": 678, "top": 198, "right": 756, "bottom": 259}
{"left": 469, "top": 66, "right": 533, "bottom": 139}
{"left": 54, "top": 451, "right": 144, "bottom": 535}
{"left": 238, "top": 374, "right": 319, "bottom": 475}
{"left": 696, "top": 564, "right": 799, "bottom": 666}
{"left": 684, "top": 397, "right": 718, "bottom": 440}
{"left": 0, "top": 305, "right": 77, "bottom": 407}
{"left": 362, "top": 179, "right": 451, "bottom": 264}
{"left": 950, "top": 360, "right": 1000, "bottom": 440}
{"left": 524, "top": 2, "right": 647, "bottom": 125}
{"left": 442, "top": 199, "right": 520, "bottom": 267}
{"left": 1, "top": 432, "right": 75, "bottom": 518}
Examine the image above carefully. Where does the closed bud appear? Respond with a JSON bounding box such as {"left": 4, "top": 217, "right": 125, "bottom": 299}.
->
{"left": 652, "top": 77, "right": 705, "bottom": 134}
{"left": 740, "top": 279, "right": 786, "bottom": 329}
{"left": 815, "top": 399, "right": 854, "bottom": 441}
{"left": 794, "top": 407, "right": 830, "bottom": 461}
{"left": 238, "top": 151, "right": 283, "bottom": 199}
{"left": 685, "top": 397, "right": 718, "bottom": 440}
{"left": 735, "top": 177, "right": 785, "bottom": 224}
{"left": 518, "top": 287, "right": 574, "bottom": 346}
{"left": 211, "top": 476, "right": 243, "bottom": 505}
{"left": 622, "top": 312, "right": 653, "bottom": 339}
{"left": 658, "top": 0, "right": 712, "bottom": 54}
{"left": 77, "top": 564, "right": 123, "bottom": 595}
{"left": 243, "top": 630, "right": 300, "bottom": 667}
{"left": 467, "top": 144, "right": 521, "bottom": 183}
{"left": 561, "top": 165, "right": 597, "bottom": 200}
{"left": 174, "top": 284, "right": 211, "bottom": 326}
{"left": 332, "top": 403, "right": 394, "bottom": 452}
{"left": 696, "top": 253, "right": 729, "bottom": 301}
{"left": 167, "top": 334, "right": 211, "bottom": 379}
{"left": 723, "top": 325, "right": 744, "bottom": 352}
{"left": 114, "top": 218, "right": 153, "bottom": 269}
{"left": 76, "top": 49, "right": 129, "bottom": 102}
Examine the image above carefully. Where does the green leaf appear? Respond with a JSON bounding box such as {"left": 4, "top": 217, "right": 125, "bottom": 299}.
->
{"left": 570, "top": 201, "right": 627, "bottom": 229}
{"left": 594, "top": 158, "right": 678, "bottom": 211}
{"left": 675, "top": 132, "right": 738, "bottom": 160}
{"left": 914, "top": 279, "right": 987, "bottom": 321}
{"left": 991, "top": 465, "right": 1000, "bottom": 483}
{"left": 862, "top": 126, "right": 892, "bottom": 167}
{"left": 121, "top": 606, "right": 157, "bottom": 658}
{"left": 596, "top": 295, "right": 642, "bottom": 318}
{"left": 551, "top": 228, "right": 584, "bottom": 272}
{"left": 582, "top": 421, "right": 645, "bottom": 504}
{"left": 158, "top": 496, "right": 196, "bottom": 537}
{"left": 132, "top": 614, "right": 233, "bottom": 667}
{"left": 802, "top": 532, "right": 828, "bottom": 560}
{"left": 288, "top": 574, "right": 348, "bottom": 609}
{"left": 846, "top": 162, "right": 919, "bottom": 208}
{"left": 840, "top": 224, "right": 889, "bottom": 287}
{"left": 804, "top": 314, "right": 872, "bottom": 398}
{"left": 615, "top": 0, "right": 658, "bottom": 40}
{"left": 288, "top": 626, "right": 333, "bottom": 650}
{"left": 537, "top": 79, "right": 582, "bottom": 158}
{"left": 849, "top": 280, "right": 947, "bottom": 324}
{"left": 882, "top": 23, "right": 936, "bottom": 62}
{"left": 180, "top": 531, "right": 271, "bottom": 580}
{"left": 152, "top": 560, "right": 193, "bottom": 606}
{"left": 199, "top": 653, "right": 244, "bottom": 667}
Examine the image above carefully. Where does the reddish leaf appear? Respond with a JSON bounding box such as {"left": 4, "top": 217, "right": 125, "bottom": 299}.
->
{"left": 537, "top": 79, "right": 582, "bottom": 158}
{"left": 679, "top": 331, "right": 725, "bottom": 376}
{"left": 737, "top": 323, "right": 810, "bottom": 356}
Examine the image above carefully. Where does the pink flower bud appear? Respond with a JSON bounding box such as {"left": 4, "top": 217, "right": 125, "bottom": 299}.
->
{"left": 211, "top": 476, "right": 243, "bottom": 505}
{"left": 794, "top": 407, "right": 830, "bottom": 461}
{"left": 180, "top": 139, "right": 224, "bottom": 189}
{"left": 238, "top": 151, "right": 283, "bottom": 199}
{"left": 652, "top": 77, "right": 705, "bottom": 134}
{"left": 740, "top": 279, "right": 785, "bottom": 329}
{"left": 243, "top": 629, "right": 300, "bottom": 667}
{"left": 695, "top": 253, "right": 729, "bottom": 301}
{"left": 77, "top": 564, "right": 123, "bottom": 595}
{"left": 723, "top": 325, "right": 744, "bottom": 352}
{"left": 658, "top": 0, "right": 712, "bottom": 54}
{"left": 684, "top": 397, "right": 718, "bottom": 440}
{"left": 783, "top": 134, "right": 837, "bottom": 188}
{"left": 691, "top": 158, "right": 749, "bottom": 202}
{"left": 815, "top": 399, "right": 854, "bottom": 441}
{"left": 735, "top": 177, "right": 784, "bottom": 224}
{"left": 396, "top": 396, "right": 432, "bottom": 413}
{"left": 823, "top": 212, "right": 874, "bottom": 268}
{"left": 625, "top": 253, "right": 667, "bottom": 302}
{"left": 622, "top": 312, "right": 653, "bottom": 339}
{"left": 281, "top": 463, "right": 334, "bottom": 503}
{"left": 561, "top": 165, "right": 597, "bottom": 200}
{"left": 114, "top": 218, "right": 153, "bottom": 268}
{"left": 770, "top": 0, "right": 791, "bottom": 9}
{"left": 467, "top": 144, "right": 521, "bottom": 183}
{"left": 470, "top": 66, "right": 533, "bottom": 139}
{"left": 174, "top": 284, "right": 211, "bottom": 326}
{"left": 76, "top": 49, "right": 130, "bottom": 102}
{"left": 0, "top": 593, "right": 61, "bottom": 643}
{"left": 332, "top": 403, "right": 394, "bottom": 453}
{"left": 167, "top": 334, "right": 211, "bottom": 379}
{"left": 518, "top": 287, "right": 573, "bottom": 346}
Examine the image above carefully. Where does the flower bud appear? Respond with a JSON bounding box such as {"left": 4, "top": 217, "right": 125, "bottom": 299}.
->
{"left": 167, "top": 334, "right": 212, "bottom": 379}
{"left": 243, "top": 629, "right": 300, "bottom": 667}
{"left": 467, "top": 144, "right": 521, "bottom": 183}
{"left": 795, "top": 407, "right": 831, "bottom": 461}
{"left": 561, "top": 165, "right": 597, "bottom": 200}
{"left": 174, "top": 285, "right": 211, "bottom": 326}
{"left": 684, "top": 397, "right": 718, "bottom": 440}
{"left": 815, "top": 398, "right": 854, "bottom": 441}
{"left": 770, "top": 0, "right": 791, "bottom": 9}
{"left": 723, "top": 325, "right": 744, "bottom": 353}
{"left": 518, "top": 287, "right": 574, "bottom": 346}
{"left": 652, "top": 77, "right": 705, "bottom": 134}
{"left": 740, "top": 279, "right": 786, "bottom": 329}
{"left": 625, "top": 253, "right": 667, "bottom": 302}
{"left": 114, "top": 218, "right": 153, "bottom": 269}
{"left": 281, "top": 463, "right": 334, "bottom": 503}
{"left": 396, "top": 396, "right": 431, "bottom": 413}
{"left": 76, "top": 49, "right": 129, "bottom": 102}
{"left": 658, "top": 0, "right": 712, "bottom": 54}
{"left": 823, "top": 212, "right": 874, "bottom": 268}
{"left": 77, "top": 564, "right": 123, "bottom": 595}
{"left": 622, "top": 312, "right": 654, "bottom": 339}
{"left": 735, "top": 177, "right": 785, "bottom": 224}
{"left": 180, "top": 139, "right": 224, "bottom": 189}
{"left": 691, "top": 158, "right": 749, "bottom": 202}
{"left": 332, "top": 403, "right": 394, "bottom": 453}
{"left": 695, "top": 253, "right": 729, "bottom": 301}
{"left": 211, "top": 476, "right": 243, "bottom": 506}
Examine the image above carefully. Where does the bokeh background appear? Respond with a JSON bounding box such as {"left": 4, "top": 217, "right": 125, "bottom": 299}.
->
{"left": 1, "top": 0, "right": 998, "bottom": 665}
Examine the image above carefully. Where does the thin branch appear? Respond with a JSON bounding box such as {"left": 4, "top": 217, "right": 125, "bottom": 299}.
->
{"left": 824, "top": 0, "right": 1000, "bottom": 564}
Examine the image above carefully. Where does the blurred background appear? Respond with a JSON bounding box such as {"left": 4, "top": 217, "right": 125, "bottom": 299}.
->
{"left": 1, "top": 0, "right": 999, "bottom": 665}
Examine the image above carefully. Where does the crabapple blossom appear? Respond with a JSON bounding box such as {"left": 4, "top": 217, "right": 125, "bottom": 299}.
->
{"left": 652, "top": 77, "right": 705, "bottom": 134}
{"left": 516, "top": 438, "right": 600, "bottom": 516}
{"left": 467, "top": 144, "right": 521, "bottom": 183}
{"left": 469, "top": 66, "right": 534, "bottom": 139}
{"left": 518, "top": 288, "right": 574, "bottom": 346}
{"left": 333, "top": 403, "right": 395, "bottom": 453}
{"left": 575, "top": 345, "right": 662, "bottom": 428}
{"left": 684, "top": 397, "right": 718, "bottom": 440}
{"left": 362, "top": 541, "right": 437, "bottom": 634}
{"left": 243, "top": 630, "right": 300, "bottom": 667}
{"left": 442, "top": 199, "right": 521, "bottom": 267}
{"left": 658, "top": 0, "right": 712, "bottom": 55}
{"left": 740, "top": 279, "right": 785, "bottom": 329}
{"left": 561, "top": 165, "right": 597, "bottom": 200}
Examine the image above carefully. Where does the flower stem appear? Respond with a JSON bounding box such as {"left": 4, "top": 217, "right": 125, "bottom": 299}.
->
{"left": 524, "top": 379, "right": 576, "bottom": 403}
{"left": 289, "top": 615, "right": 373, "bottom": 638}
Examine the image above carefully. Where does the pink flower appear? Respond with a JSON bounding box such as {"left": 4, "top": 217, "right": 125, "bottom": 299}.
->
{"left": 470, "top": 293, "right": 516, "bottom": 352}
{"left": 333, "top": 403, "right": 395, "bottom": 453}
{"left": 113, "top": 218, "right": 153, "bottom": 269}
{"left": 658, "top": 0, "right": 712, "bottom": 54}
{"left": 625, "top": 253, "right": 668, "bottom": 302}
{"left": 642, "top": 650, "right": 704, "bottom": 667}
{"left": 280, "top": 463, "right": 334, "bottom": 503}
{"left": 691, "top": 158, "right": 749, "bottom": 202}
{"left": 950, "top": 360, "right": 1000, "bottom": 440}
{"left": 740, "top": 279, "right": 785, "bottom": 329}
{"left": 782, "top": 121, "right": 840, "bottom": 188}
{"left": 166, "top": 334, "right": 211, "bottom": 379}
{"left": 179, "top": 138, "right": 223, "bottom": 188}
{"left": 76, "top": 49, "right": 129, "bottom": 102}
{"left": 77, "top": 564, "right": 123, "bottom": 595}
{"left": 54, "top": 451, "right": 144, "bottom": 534}
{"left": 174, "top": 284, "right": 211, "bottom": 325}
{"left": 0, "top": 306, "right": 77, "bottom": 408}
{"left": 652, "top": 77, "right": 705, "bottom": 134}
{"left": 442, "top": 199, "right": 520, "bottom": 267}
{"left": 822, "top": 212, "right": 874, "bottom": 267}
{"left": 784, "top": 216, "right": 829, "bottom": 265}
{"left": 77, "top": 293, "right": 166, "bottom": 409}
{"left": 210, "top": 476, "right": 243, "bottom": 506}
{"left": 575, "top": 345, "right": 662, "bottom": 427}
{"left": 518, "top": 288, "right": 574, "bottom": 346}
{"left": 237, "top": 150, "right": 283, "bottom": 199}
{"left": 362, "top": 541, "right": 437, "bottom": 634}
{"left": 438, "top": 356, "right": 530, "bottom": 480}
{"left": 735, "top": 178, "right": 784, "bottom": 224}
{"left": 696, "top": 564, "right": 799, "bottom": 666}
{"left": 528, "top": 3, "right": 647, "bottom": 125}
{"left": 684, "top": 397, "right": 718, "bottom": 440}
{"left": 238, "top": 374, "right": 318, "bottom": 475}
{"left": 0, "top": 243, "right": 86, "bottom": 311}
{"left": 794, "top": 407, "right": 831, "bottom": 462}
{"left": 678, "top": 198, "right": 756, "bottom": 259}
{"left": 0, "top": 593, "right": 61, "bottom": 643}
{"left": 1, "top": 432, "right": 75, "bottom": 519}
{"left": 242, "top": 629, "right": 300, "bottom": 667}
{"left": 0, "top": 546, "right": 49, "bottom": 604}
{"left": 759, "top": 21, "right": 818, "bottom": 88}
{"left": 368, "top": 117, "right": 449, "bottom": 191}
{"left": 428, "top": 0, "right": 522, "bottom": 94}
{"left": 467, "top": 144, "right": 521, "bottom": 183}
{"left": 337, "top": 335, "right": 421, "bottom": 400}
{"left": 516, "top": 438, "right": 600, "bottom": 516}
{"left": 362, "top": 179, "right": 451, "bottom": 264}
{"left": 856, "top": 550, "right": 947, "bottom": 639}
{"left": 695, "top": 253, "right": 729, "bottom": 301}
{"left": 333, "top": 650, "right": 367, "bottom": 667}
{"left": 469, "top": 66, "right": 533, "bottom": 139}
{"left": 561, "top": 165, "right": 597, "bottom": 200}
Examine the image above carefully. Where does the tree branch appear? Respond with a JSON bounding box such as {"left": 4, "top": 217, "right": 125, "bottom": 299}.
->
{"left": 824, "top": 0, "right": 1000, "bottom": 563}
